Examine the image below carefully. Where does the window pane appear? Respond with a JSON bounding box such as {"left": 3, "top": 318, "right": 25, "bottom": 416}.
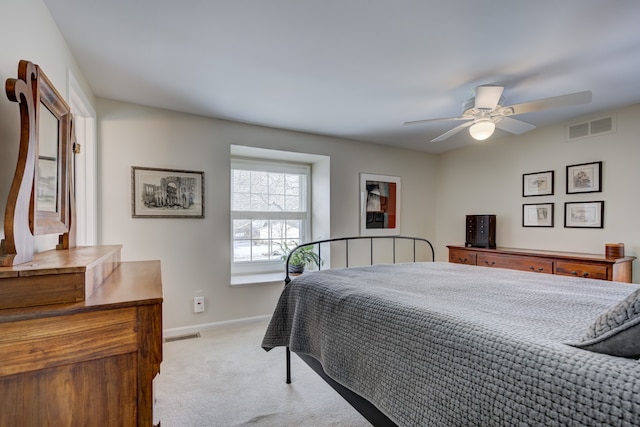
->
{"left": 283, "top": 238, "right": 300, "bottom": 251}
{"left": 233, "top": 170, "right": 250, "bottom": 192}
{"left": 232, "top": 169, "right": 306, "bottom": 212}
{"left": 233, "top": 219, "right": 251, "bottom": 239}
{"left": 250, "top": 194, "right": 268, "bottom": 210}
{"left": 285, "top": 175, "right": 300, "bottom": 195}
{"left": 284, "top": 195, "right": 300, "bottom": 211}
{"left": 286, "top": 220, "right": 301, "bottom": 239}
{"left": 233, "top": 240, "right": 251, "bottom": 262}
{"left": 251, "top": 240, "right": 269, "bottom": 261}
{"left": 270, "top": 220, "right": 285, "bottom": 239}
{"left": 232, "top": 194, "right": 250, "bottom": 211}
{"left": 268, "top": 194, "right": 285, "bottom": 211}
{"left": 269, "top": 173, "right": 285, "bottom": 195}
{"left": 252, "top": 220, "right": 267, "bottom": 240}
{"left": 271, "top": 239, "right": 285, "bottom": 261}
{"left": 232, "top": 218, "right": 304, "bottom": 262}
{"left": 251, "top": 171, "right": 268, "bottom": 194}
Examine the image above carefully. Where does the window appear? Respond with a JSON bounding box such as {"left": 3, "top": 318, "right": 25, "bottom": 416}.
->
{"left": 231, "top": 158, "right": 310, "bottom": 275}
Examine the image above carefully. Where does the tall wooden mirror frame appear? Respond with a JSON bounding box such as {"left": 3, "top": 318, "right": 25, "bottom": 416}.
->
{"left": 1, "top": 60, "right": 76, "bottom": 266}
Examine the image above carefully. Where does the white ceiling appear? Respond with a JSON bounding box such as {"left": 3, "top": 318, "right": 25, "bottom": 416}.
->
{"left": 43, "top": 0, "right": 640, "bottom": 153}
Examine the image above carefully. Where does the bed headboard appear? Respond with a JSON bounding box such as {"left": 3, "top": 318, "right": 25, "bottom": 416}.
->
{"left": 285, "top": 235, "right": 435, "bottom": 284}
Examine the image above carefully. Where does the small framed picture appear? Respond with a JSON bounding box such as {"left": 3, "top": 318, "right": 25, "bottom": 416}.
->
{"left": 564, "top": 201, "right": 604, "bottom": 228}
{"left": 522, "top": 170, "right": 554, "bottom": 197}
{"left": 523, "top": 203, "right": 554, "bottom": 227}
{"left": 566, "top": 161, "right": 602, "bottom": 194}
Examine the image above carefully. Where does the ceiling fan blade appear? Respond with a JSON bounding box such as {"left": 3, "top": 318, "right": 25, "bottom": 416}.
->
{"left": 495, "top": 117, "right": 536, "bottom": 135}
{"left": 403, "top": 116, "right": 467, "bottom": 126}
{"left": 474, "top": 85, "right": 504, "bottom": 109}
{"left": 507, "top": 91, "right": 592, "bottom": 115}
{"left": 431, "top": 121, "right": 474, "bottom": 142}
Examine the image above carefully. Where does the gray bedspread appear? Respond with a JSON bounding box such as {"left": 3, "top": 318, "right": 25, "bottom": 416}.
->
{"left": 262, "top": 262, "right": 640, "bottom": 426}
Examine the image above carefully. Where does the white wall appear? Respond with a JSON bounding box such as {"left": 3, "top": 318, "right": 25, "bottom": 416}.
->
{"left": 435, "top": 104, "right": 640, "bottom": 283}
{"left": 0, "top": 0, "right": 96, "bottom": 248}
{"left": 97, "top": 98, "right": 437, "bottom": 331}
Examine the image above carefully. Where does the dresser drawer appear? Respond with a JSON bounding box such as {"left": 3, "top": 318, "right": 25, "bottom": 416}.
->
{"left": 477, "top": 253, "right": 513, "bottom": 269}
{"left": 477, "top": 253, "right": 553, "bottom": 273}
{"left": 555, "top": 262, "right": 609, "bottom": 280}
{"left": 449, "top": 249, "right": 477, "bottom": 265}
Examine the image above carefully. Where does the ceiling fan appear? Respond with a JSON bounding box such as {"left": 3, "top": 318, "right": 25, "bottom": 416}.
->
{"left": 404, "top": 85, "right": 592, "bottom": 142}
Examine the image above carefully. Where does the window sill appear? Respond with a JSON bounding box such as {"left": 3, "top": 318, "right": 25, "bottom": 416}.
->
{"left": 230, "top": 272, "right": 285, "bottom": 286}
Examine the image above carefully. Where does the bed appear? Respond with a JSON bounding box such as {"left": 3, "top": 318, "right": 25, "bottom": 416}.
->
{"left": 262, "top": 236, "right": 640, "bottom": 426}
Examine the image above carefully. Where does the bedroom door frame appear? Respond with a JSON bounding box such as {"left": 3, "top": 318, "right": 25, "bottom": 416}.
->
{"left": 68, "top": 70, "right": 97, "bottom": 246}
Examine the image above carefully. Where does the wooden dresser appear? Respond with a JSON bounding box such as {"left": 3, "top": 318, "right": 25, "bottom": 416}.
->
{"left": 448, "top": 245, "right": 635, "bottom": 283}
{"left": 0, "top": 246, "right": 163, "bottom": 426}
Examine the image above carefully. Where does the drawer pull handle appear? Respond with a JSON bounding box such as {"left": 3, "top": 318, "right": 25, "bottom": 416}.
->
{"left": 529, "top": 266, "right": 545, "bottom": 272}
{"left": 572, "top": 271, "right": 590, "bottom": 277}
{"left": 484, "top": 261, "right": 495, "bottom": 266}
{"left": 458, "top": 257, "right": 468, "bottom": 263}
{"left": 539, "top": 267, "right": 544, "bottom": 272}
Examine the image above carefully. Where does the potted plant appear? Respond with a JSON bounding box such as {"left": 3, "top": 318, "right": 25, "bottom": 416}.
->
{"left": 278, "top": 241, "right": 322, "bottom": 275}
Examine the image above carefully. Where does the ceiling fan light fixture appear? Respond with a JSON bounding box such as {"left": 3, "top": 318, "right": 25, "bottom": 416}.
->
{"left": 469, "top": 120, "right": 495, "bottom": 140}
{"left": 404, "top": 86, "right": 591, "bottom": 144}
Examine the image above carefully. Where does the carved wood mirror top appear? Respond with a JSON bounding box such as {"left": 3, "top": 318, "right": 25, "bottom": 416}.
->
{"left": 1, "top": 60, "right": 76, "bottom": 266}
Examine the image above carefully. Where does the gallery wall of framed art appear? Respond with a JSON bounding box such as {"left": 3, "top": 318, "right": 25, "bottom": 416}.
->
{"left": 521, "top": 161, "right": 603, "bottom": 229}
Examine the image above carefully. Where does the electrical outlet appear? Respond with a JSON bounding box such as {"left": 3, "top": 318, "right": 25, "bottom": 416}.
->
{"left": 193, "top": 296, "right": 205, "bottom": 313}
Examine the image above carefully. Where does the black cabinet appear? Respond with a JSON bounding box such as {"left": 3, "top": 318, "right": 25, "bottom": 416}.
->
{"left": 465, "top": 215, "right": 496, "bottom": 248}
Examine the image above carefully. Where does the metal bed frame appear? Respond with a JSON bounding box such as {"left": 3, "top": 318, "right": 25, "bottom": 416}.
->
{"left": 282, "top": 235, "right": 435, "bottom": 427}
{"left": 284, "top": 235, "right": 435, "bottom": 285}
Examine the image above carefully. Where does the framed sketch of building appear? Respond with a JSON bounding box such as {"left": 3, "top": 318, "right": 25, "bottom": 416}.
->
{"left": 564, "top": 201, "right": 604, "bottom": 228}
{"left": 131, "top": 166, "right": 204, "bottom": 218}
{"left": 566, "top": 161, "right": 602, "bottom": 194}
{"left": 523, "top": 203, "right": 554, "bottom": 227}
{"left": 522, "top": 170, "right": 554, "bottom": 197}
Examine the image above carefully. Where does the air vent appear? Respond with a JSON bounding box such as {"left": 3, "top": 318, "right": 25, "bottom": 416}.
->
{"left": 568, "top": 122, "right": 589, "bottom": 139}
{"left": 590, "top": 117, "right": 613, "bottom": 134}
{"left": 567, "top": 115, "right": 615, "bottom": 141}
{"left": 164, "top": 332, "right": 201, "bottom": 343}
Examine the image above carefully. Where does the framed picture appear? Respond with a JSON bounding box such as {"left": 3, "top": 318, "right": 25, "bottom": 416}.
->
{"left": 522, "top": 170, "right": 554, "bottom": 197}
{"left": 523, "top": 203, "right": 554, "bottom": 227}
{"left": 564, "top": 201, "right": 604, "bottom": 228}
{"left": 360, "top": 173, "right": 400, "bottom": 236}
{"left": 131, "top": 166, "right": 204, "bottom": 218}
{"left": 566, "top": 161, "right": 602, "bottom": 194}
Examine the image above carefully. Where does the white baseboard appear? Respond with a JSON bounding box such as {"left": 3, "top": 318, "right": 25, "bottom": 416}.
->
{"left": 162, "top": 314, "right": 271, "bottom": 338}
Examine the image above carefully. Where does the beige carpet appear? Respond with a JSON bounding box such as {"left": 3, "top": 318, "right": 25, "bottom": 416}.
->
{"left": 154, "top": 319, "right": 372, "bottom": 426}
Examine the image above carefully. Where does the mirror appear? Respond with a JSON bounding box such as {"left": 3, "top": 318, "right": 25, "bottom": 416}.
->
{"left": 34, "top": 68, "right": 70, "bottom": 235}
{"left": 1, "top": 60, "right": 75, "bottom": 266}
{"left": 37, "top": 104, "right": 59, "bottom": 213}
